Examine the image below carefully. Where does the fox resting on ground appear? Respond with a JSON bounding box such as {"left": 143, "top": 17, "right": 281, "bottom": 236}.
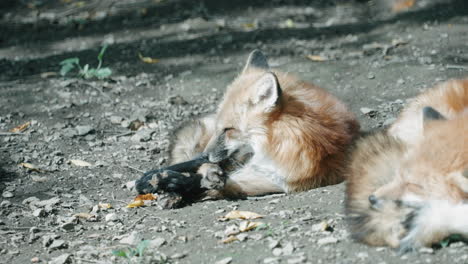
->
{"left": 346, "top": 79, "right": 468, "bottom": 251}
{"left": 136, "top": 50, "right": 359, "bottom": 203}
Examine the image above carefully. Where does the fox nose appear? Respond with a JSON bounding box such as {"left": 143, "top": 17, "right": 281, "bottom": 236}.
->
{"left": 368, "top": 194, "right": 378, "bottom": 205}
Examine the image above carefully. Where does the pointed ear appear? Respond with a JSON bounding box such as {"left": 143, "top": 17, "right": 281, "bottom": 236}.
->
{"left": 423, "top": 106, "right": 446, "bottom": 123}
{"left": 242, "top": 50, "right": 269, "bottom": 73}
{"left": 250, "top": 72, "right": 282, "bottom": 112}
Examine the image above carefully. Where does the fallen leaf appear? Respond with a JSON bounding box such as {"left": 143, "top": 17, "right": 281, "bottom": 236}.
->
{"left": 134, "top": 193, "right": 158, "bottom": 201}
{"left": 138, "top": 53, "right": 159, "bottom": 64}
{"left": 239, "top": 221, "right": 264, "bottom": 232}
{"left": 20, "top": 163, "right": 43, "bottom": 172}
{"left": 126, "top": 200, "right": 145, "bottom": 208}
{"left": 10, "top": 121, "right": 31, "bottom": 133}
{"left": 221, "top": 236, "right": 239, "bottom": 244}
{"left": 220, "top": 210, "right": 264, "bottom": 221}
{"left": 98, "top": 203, "right": 112, "bottom": 209}
{"left": 392, "top": 0, "right": 415, "bottom": 12}
{"left": 40, "top": 72, "right": 58, "bottom": 78}
{"left": 306, "top": 55, "right": 327, "bottom": 62}
{"left": 243, "top": 23, "right": 256, "bottom": 30}
{"left": 69, "top": 159, "right": 92, "bottom": 167}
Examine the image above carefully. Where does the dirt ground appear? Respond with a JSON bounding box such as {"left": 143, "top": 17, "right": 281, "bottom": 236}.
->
{"left": 1, "top": 0, "right": 467, "bottom": 263}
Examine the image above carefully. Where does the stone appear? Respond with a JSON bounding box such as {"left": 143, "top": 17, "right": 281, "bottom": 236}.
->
{"left": 317, "top": 236, "right": 339, "bottom": 245}
{"left": 148, "top": 238, "right": 166, "bottom": 248}
{"left": 49, "top": 253, "right": 71, "bottom": 264}
{"left": 75, "top": 125, "right": 94, "bottom": 136}
{"left": 215, "top": 257, "right": 233, "bottom": 264}
{"left": 119, "top": 231, "right": 140, "bottom": 245}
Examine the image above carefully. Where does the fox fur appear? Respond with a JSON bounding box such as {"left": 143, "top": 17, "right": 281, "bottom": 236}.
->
{"left": 346, "top": 79, "right": 468, "bottom": 251}
{"left": 170, "top": 50, "right": 360, "bottom": 199}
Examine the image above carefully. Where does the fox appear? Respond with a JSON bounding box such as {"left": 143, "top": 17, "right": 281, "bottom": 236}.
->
{"left": 136, "top": 50, "right": 360, "bottom": 201}
{"left": 388, "top": 79, "right": 468, "bottom": 146}
{"left": 346, "top": 79, "right": 468, "bottom": 252}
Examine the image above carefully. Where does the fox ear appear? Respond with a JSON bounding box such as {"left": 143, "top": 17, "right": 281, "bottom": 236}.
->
{"left": 242, "top": 50, "right": 269, "bottom": 73}
{"left": 250, "top": 72, "right": 282, "bottom": 111}
{"left": 423, "top": 106, "right": 446, "bottom": 123}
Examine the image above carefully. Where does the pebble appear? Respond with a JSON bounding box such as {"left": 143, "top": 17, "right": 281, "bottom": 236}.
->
{"left": 105, "top": 213, "right": 119, "bottom": 222}
{"left": 131, "top": 129, "right": 154, "bottom": 142}
{"left": 75, "top": 125, "right": 94, "bottom": 136}
{"left": 110, "top": 116, "right": 124, "bottom": 124}
{"left": 33, "top": 208, "right": 45, "bottom": 217}
{"left": 49, "top": 253, "right": 71, "bottom": 264}
{"left": 119, "top": 231, "right": 140, "bottom": 245}
{"left": 148, "top": 238, "right": 166, "bottom": 248}
{"left": 2, "top": 191, "right": 14, "bottom": 198}
{"left": 317, "top": 236, "right": 338, "bottom": 245}
{"left": 215, "top": 257, "right": 233, "bottom": 264}
{"left": 48, "top": 239, "right": 67, "bottom": 250}
{"left": 360, "top": 107, "right": 375, "bottom": 115}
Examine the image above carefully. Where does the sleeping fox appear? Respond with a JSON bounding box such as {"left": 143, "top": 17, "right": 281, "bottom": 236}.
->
{"left": 346, "top": 79, "right": 468, "bottom": 251}
{"left": 136, "top": 50, "right": 360, "bottom": 200}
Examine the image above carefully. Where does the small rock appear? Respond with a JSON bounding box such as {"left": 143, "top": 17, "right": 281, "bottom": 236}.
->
{"left": 419, "top": 247, "right": 434, "bottom": 254}
{"left": 119, "top": 231, "right": 140, "bottom": 245}
{"left": 110, "top": 116, "right": 124, "bottom": 124}
{"left": 272, "top": 248, "right": 283, "bottom": 256}
{"left": 105, "top": 213, "right": 119, "bottom": 222}
{"left": 367, "top": 72, "right": 375, "bottom": 79}
{"left": 31, "top": 257, "right": 40, "bottom": 263}
{"left": 2, "top": 191, "right": 13, "bottom": 198}
{"left": 287, "top": 256, "right": 307, "bottom": 264}
{"left": 282, "top": 242, "right": 294, "bottom": 255}
{"left": 124, "top": 181, "right": 136, "bottom": 190}
{"left": 33, "top": 208, "right": 46, "bottom": 217}
{"left": 42, "top": 234, "right": 60, "bottom": 248}
{"left": 148, "top": 238, "right": 166, "bottom": 248}
{"left": 75, "top": 125, "right": 94, "bottom": 136}
{"left": 317, "top": 236, "right": 339, "bottom": 245}
{"left": 131, "top": 129, "right": 154, "bottom": 142}
{"left": 356, "top": 252, "right": 369, "bottom": 259}
{"left": 49, "top": 253, "right": 71, "bottom": 264}
{"left": 61, "top": 222, "right": 75, "bottom": 232}
{"left": 268, "top": 239, "right": 280, "bottom": 249}
{"left": 215, "top": 257, "right": 233, "bottom": 264}
{"left": 0, "top": 200, "right": 11, "bottom": 207}
{"left": 170, "top": 252, "right": 187, "bottom": 259}
{"left": 49, "top": 239, "right": 67, "bottom": 250}
{"left": 224, "top": 225, "right": 239, "bottom": 236}
{"left": 360, "top": 107, "right": 375, "bottom": 115}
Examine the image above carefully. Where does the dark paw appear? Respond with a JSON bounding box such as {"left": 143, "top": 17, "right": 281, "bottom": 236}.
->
{"left": 136, "top": 170, "right": 197, "bottom": 194}
{"left": 198, "top": 163, "right": 226, "bottom": 190}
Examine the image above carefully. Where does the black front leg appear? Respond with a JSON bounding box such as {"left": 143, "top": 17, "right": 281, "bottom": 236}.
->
{"left": 135, "top": 156, "right": 210, "bottom": 197}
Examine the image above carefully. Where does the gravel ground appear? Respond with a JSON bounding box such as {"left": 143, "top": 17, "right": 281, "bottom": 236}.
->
{"left": 1, "top": 0, "right": 467, "bottom": 263}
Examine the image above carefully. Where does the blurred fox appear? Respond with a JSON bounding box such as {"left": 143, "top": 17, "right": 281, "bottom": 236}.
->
{"left": 168, "top": 50, "right": 360, "bottom": 199}
{"left": 346, "top": 79, "right": 468, "bottom": 251}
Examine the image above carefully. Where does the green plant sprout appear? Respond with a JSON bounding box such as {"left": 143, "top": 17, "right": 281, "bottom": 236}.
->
{"left": 112, "top": 240, "right": 150, "bottom": 263}
{"left": 59, "top": 45, "right": 112, "bottom": 79}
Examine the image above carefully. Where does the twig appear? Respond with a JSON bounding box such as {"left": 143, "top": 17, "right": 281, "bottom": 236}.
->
{"left": 125, "top": 165, "right": 145, "bottom": 173}
{"left": 115, "top": 131, "right": 135, "bottom": 138}
{"left": 127, "top": 215, "right": 147, "bottom": 231}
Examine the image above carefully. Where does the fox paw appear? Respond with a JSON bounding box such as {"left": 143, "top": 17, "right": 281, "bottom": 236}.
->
{"left": 136, "top": 169, "right": 194, "bottom": 194}
{"left": 198, "top": 163, "right": 225, "bottom": 190}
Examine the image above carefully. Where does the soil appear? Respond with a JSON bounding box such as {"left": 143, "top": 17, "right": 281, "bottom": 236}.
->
{"left": 1, "top": 0, "right": 467, "bottom": 263}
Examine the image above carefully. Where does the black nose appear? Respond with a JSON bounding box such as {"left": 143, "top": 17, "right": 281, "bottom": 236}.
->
{"left": 368, "top": 194, "right": 378, "bottom": 205}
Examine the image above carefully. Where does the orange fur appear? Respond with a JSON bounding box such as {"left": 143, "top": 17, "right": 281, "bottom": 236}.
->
{"left": 346, "top": 79, "right": 468, "bottom": 249}
{"left": 171, "top": 50, "right": 360, "bottom": 198}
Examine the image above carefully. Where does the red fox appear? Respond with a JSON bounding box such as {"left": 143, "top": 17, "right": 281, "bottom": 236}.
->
{"left": 136, "top": 50, "right": 360, "bottom": 200}
{"left": 346, "top": 79, "right": 468, "bottom": 251}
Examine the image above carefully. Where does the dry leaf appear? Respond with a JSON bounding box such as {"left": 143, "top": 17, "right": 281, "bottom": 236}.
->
{"left": 238, "top": 221, "right": 264, "bottom": 232}
{"left": 243, "top": 23, "right": 256, "bottom": 30}
{"left": 9, "top": 121, "right": 31, "bottom": 133}
{"left": 138, "top": 53, "right": 159, "bottom": 64}
{"left": 134, "top": 193, "right": 158, "bottom": 201}
{"left": 20, "top": 163, "right": 42, "bottom": 172}
{"left": 40, "top": 72, "right": 58, "bottom": 78}
{"left": 126, "top": 200, "right": 145, "bottom": 208}
{"left": 392, "top": 0, "right": 415, "bottom": 12}
{"left": 221, "top": 236, "right": 239, "bottom": 244}
{"left": 98, "top": 203, "right": 112, "bottom": 209}
{"left": 306, "top": 55, "right": 327, "bottom": 62}
{"left": 69, "top": 159, "right": 92, "bottom": 167}
{"left": 220, "top": 210, "right": 264, "bottom": 221}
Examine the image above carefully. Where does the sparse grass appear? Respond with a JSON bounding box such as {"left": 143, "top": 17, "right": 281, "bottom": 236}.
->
{"left": 112, "top": 240, "right": 150, "bottom": 263}
{"left": 59, "top": 45, "right": 112, "bottom": 79}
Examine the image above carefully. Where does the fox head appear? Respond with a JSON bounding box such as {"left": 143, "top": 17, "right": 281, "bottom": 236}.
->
{"left": 204, "top": 50, "right": 282, "bottom": 163}
{"left": 370, "top": 107, "right": 468, "bottom": 209}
